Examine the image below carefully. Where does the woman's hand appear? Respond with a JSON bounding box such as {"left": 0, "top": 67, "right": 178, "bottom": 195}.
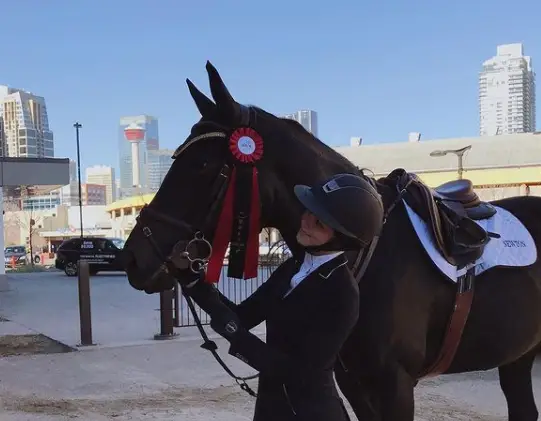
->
{"left": 181, "top": 279, "right": 244, "bottom": 341}
{"left": 209, "top": 308, "right": 243, "bottom": 341}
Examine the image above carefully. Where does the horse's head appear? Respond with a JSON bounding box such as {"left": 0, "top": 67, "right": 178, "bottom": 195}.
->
{"left": 120, "top": 61, "right": 360, "bottom": 293}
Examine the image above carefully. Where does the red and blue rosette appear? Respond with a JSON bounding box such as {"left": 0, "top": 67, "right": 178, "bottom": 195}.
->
{"left": 206, "top": 128, "right": 264, "bottom": 283}
{"left": 229, "top": 127, "right": 264, "bottom": 163}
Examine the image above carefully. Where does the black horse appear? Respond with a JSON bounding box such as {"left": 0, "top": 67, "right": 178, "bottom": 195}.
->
{"left": 120, "top": 62, "right": 541, "bottom": 421}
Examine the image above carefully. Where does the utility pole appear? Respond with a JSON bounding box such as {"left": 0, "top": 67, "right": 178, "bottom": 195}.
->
{"left": 74, "top": 122, "right": 84, "bottom": 240}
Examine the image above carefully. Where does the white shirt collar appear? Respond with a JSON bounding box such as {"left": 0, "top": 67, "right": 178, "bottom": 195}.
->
{"left": 285, "top": 251, "right": 344, "bottom": 296}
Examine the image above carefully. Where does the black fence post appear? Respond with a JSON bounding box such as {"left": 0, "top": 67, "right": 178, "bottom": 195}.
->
{"left": 173, "top": 282, "right": 180, "bottom": 327}
{"left": 77, "top": 260, "right": 94, "bottom": 346}
{"left": 154, "top": 289, "right": 179, "bottom": 340}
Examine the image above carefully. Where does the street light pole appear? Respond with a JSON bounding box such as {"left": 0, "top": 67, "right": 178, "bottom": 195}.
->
{"left": 457, "top": 153, "right": 465, "bottom": 180}
{"left": 429, "top": 145, "right": 472, "bottom": 180}
{"left": 73, "top": 121, "right": 93, "bottom": 346}
{"left": 74, "top": 122, "right": 83, "bottom": 241}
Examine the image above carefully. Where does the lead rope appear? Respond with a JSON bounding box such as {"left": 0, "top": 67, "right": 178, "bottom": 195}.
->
{"left": 142, "top": 226, "right": 258, "bottom": 397}
{"left": 179, "top": 270, "right": 258, "bottom": 397}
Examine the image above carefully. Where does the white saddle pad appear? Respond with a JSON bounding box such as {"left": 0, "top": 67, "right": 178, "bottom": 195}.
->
{"left": 403, "top": 200, "right": 537, "bottom": 283}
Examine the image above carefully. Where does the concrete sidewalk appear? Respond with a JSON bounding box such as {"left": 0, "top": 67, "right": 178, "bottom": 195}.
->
{"left": 0, "top": 334, "right": 539, "bottom": 420}
{"left": 0, "top": 335, "right": 258, "bottom": 421}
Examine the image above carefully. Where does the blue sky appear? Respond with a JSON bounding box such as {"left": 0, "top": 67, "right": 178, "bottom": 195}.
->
{"left": 1, "top": 0, "right": 540, "bottom": 174}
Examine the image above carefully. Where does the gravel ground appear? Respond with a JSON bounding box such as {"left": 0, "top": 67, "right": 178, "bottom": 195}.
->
{"left": 0, "top": 337, "right": 538, "bottom": 421}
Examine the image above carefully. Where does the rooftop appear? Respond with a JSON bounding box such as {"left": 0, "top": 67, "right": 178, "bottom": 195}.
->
{"left": 105, "top": 193, "right": 154, "bottom": 212}
{"left": 335, "top": 132, "right": 541, "bottom": 175}
{"left": 106, "top": 132, "right": 541, "bottom": 211}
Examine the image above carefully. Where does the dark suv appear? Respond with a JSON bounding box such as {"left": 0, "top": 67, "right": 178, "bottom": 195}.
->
{"left": 55, "top": 237, "right": 125, "bottom": 276}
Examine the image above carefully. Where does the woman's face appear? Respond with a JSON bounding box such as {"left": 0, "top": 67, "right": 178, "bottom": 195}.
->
{"left": 296, "top": 211, "right": 335, "bottom": 247}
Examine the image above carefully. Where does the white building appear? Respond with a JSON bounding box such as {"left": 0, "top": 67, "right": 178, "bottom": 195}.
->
{"left": 69, "top": 159, "right": 77, "bottom": 182}
{"left": 282, "top": 110, "right": 318, "bottom": 137}
{"left": 0, "top": 85, "right": 54, "bottom": 157}
{"left": 57, "top": 182, "right": 106, "bottom": 206}
{"left": 479, "top": 43, "right": 536, "bottom": 136}
{"left": 37, "top": 205, "right": 113, "bottom": 251}
{"left": 86, "top": 165, "right": 116, "bottom": 204}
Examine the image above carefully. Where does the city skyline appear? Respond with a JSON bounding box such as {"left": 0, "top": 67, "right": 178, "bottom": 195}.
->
{"left": 0, "top": 41, "right": 538, "bottom": 180}
{"left": 1, "top": 0, "right": 539, "bottom": 175}
{"left": 116, "top": 115, "right": 175, "bottom": 199}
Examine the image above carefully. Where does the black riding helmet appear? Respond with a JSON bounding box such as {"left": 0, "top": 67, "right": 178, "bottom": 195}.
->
{"left": 294, "top": 173, "right": 384, "bottom": 250}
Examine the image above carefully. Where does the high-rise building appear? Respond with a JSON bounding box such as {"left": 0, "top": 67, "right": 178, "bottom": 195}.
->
{"left": 148, "top": 149, "right": 174, "bottom": 191}
{"left": 20, "top": 191, "right": 60, "bottom": 211}
{"left": 86, "top": 165, "right": 116, "bottom": 205}
{"left": 118, "top": 115, "right": 159, "bottom": 197}
{"left": 0, "top": 85, "right": 54, "bottom": 157}
{"left": 282, "top": 110, "right": 318, "bottom": 137}
{"left": 0, "top": 118, "right": 4, "bottom": 157}
{"left": 479, "top": 43, "right": 536, "bottom": 136}
{"left": 58, "top": 182, "right": 106, "bottom": 206}
{"left": 69, "top": 160, "right": 77, "bottom": 182}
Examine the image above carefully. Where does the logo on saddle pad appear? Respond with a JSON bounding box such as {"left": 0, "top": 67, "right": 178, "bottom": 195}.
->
{"left": 502, "top": 240, "right": 527, "bottom": 248}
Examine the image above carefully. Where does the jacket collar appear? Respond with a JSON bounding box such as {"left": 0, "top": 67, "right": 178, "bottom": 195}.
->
{"left": 316, "top": 252, "right": 349, "bottom": 279}
{"left": 293, "top": 251, "right": 349, "bottom": 279}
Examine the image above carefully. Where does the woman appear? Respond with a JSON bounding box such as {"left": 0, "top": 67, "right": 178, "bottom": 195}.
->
{"left": 184, "top": 173, "right": 384, "bottom": 420}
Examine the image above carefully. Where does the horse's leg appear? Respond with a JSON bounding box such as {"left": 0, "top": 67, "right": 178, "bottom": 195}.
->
{"left": 498, "top": 349, "right": 539, "bottom": 421}
{"left": 334, "top": 358, "right": 380, "bottom": 421}
{"left": 378, "top": 363, "right": 415, "bottom": 421}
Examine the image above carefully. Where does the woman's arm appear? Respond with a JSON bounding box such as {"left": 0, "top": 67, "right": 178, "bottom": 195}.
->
{"left": 185, "top": 258, "right": 296, "bottom": 330}
{"left": 225, "top": 275, "right": 359, "bottom": 379}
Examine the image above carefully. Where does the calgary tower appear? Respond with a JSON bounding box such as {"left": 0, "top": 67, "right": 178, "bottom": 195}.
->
{"left": 124, "top": 124, "right": 146, "bottom": 188}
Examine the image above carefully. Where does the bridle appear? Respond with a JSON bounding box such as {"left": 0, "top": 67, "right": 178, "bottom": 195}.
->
{"left": 136, "top": 106, "right": 255, "bottom": 285}
{"left": 133, "top": 107, "right": 260, "bottom": 396}
{"left": 136, "top": 159, "right": 231, "bottom": 282}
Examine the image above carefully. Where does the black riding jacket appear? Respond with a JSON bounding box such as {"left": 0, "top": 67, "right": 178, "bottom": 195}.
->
{"left": 189, "top": 253, "right": 359, "bottom": 420}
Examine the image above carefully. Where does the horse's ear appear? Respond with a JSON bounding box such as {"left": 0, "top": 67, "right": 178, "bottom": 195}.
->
{"left": 205, "top": 61, "right": 238, "bottom": 120}
{"left": 186, "top": 79, "right": 216, "bottom": 117}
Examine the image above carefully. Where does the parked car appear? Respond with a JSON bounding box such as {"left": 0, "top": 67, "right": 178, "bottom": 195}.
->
{"left": 4, "top": 245, "right": 27, "bottom": 268}
{"left": 55, "top": 237, "right": 126, "bottom": 276}
{"left": 4, "top": 246, "right": 42, "bottom": 268}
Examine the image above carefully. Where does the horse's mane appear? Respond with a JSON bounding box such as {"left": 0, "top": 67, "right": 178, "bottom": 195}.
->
{"left": 279, "top": 114, "right": 379, "bottom": 183}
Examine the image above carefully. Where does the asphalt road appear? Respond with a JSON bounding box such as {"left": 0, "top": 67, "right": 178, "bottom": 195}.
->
{"left": 0, "top": 269, "right": 266, "bottom": 347}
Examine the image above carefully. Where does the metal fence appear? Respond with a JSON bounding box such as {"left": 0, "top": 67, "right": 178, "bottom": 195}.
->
{"left": 175, "top": 262, "right": 280, "bottom": 327}
{"left": 152, "top": 248, "right": 290, "bottom": 338}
